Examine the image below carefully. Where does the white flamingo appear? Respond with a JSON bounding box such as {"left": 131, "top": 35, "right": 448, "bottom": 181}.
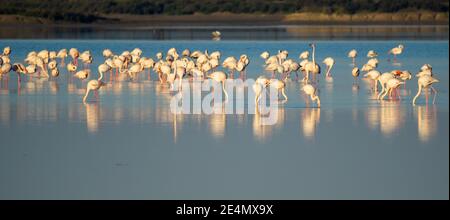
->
{"left": 303, "top": 43, "right": 320, "bottom": 82}
{"left": 83, "top": 67, "right": 106, "bottom": 103}
{"left": 348, "top": 49, "right": 357, "bottom": 65}
{"left": 302, "top": 84, "right": 321, "bottom": 107}
{"left": 412, "top": 75, "right": 439, "bottom": 105}
{"left": 380, "top": 78, "right": 405, "bottom": 100}
{"left": 322, "top": 57, "right": 335, "bottom": 77}
{"left": 388, "top": 44, "right": 404, "bottom": 61}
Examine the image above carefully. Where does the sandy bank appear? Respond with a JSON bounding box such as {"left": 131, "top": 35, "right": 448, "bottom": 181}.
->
{"left": 0, "top": 12, "right": 448, "bottom": 26}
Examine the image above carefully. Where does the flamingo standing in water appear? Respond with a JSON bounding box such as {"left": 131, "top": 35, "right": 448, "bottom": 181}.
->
{"left": 260, "top": 51, "right": 269, "bottom": 60}
{"left": 364, "top": 70, "right": 381, "bottom": 92}
{"left": 67, "top": 62, "right": 77, "bottom": 74}
{"left": 302, "top": 84, "right": 321, "bottom": 107}
{"left": 80, "top": 51, "right": 93, "bottom": 69}
{"left": 57, "top": 49, "right": 67, "bottom": 66}
{"left": 322, "top": 57, "right": 335, "bottom": 77}
{"left": 74, "top": 70, "right": 90, "bottom": 80}
{"left": 11, "top": 63, "right": 27, "bottom": 83}
{"left": 388, "top": 44, "right": 404, "bottom": 61}
{"left": 348, "top": 49, "right": 357, "bottom": 66}
{"left": 303, "top": 43, "right": 320, "bottom": 83}
{"left": 352, "top": 67, "right": 360, "bottom": 83}
{"left": 377, "top": 72, "right": 395, "bottom": 99}
{"left": 412, "top": 75, "right": 439, "bottom": 105}
{"left": 207, "top": 71, "right": 228, "bottom": 102}
{"left": 268, "top": 79, "right": 288, "bottom": 101}
{"left": 222, "top": 56, "right": 237, "bottom": 78}
{"left": 69, "top": 48, "right": 79, "bottom": 66}
{"left": 253, "top": 76, "right": 270, "bottom": 105}
{"left": 380, "top": 78, "right": 405, "bottom": 100}
{"left": 367, "top": 50, "right": 378, "bottom": 58}
{"left": 83, "top": 67, "right": 106, "bottom": 103}
{"left": 3, "top": 46, "right": 11, "bottom": 56}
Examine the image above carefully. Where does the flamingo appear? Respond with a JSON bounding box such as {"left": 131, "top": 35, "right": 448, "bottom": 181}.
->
{"left": 212, "top": 31, "right": 221, "bottom": 40}
{"left": 156, "top": 63, "right": 171, "bottom": 84}
{"left": 377, "top": 72, "right": 395, "bottom": 99}
{"left": 69, "top": 48, "right": 79, "bottom": 66}
{"left": 303, "top": 43, "right": 320, "bottom": 82}
{"left": 103, "top": 49, "right": 113, "bottom": 58}
{"left": 322, "top": 57, "right": 335, "bottom": 77}
{"left": 131, "top": 48, "right": 143, "bottom": 57}
{"left": 362, "top": 64, "right": 374, "bottom": 73}
{"left": 0, "top": 63, "right": 11, "bottom": 78}
{"left": 352, "top": 67, "right": 360, "bottom": 83}
{"left": 3, "top": 46, "right": 11, "bottom": 56}
{"left": 268, "top": 79, "right": 288, "bottom": 101}
{"left": 393, "top": 70, "right": 412, "bottom": 87}
{"left": 348, "top": 49, "right": 357, "bottom": 66}
{"left": 265, "top": 62, "right": 284, "bottom": 79}
{"left": 236, "top": 54, "right": 249, "bottom": 78}
{"left": 299, "top": 51, "right": 309, "bottom": 60}
{"left": 12, "top": 63, "right": 27, "bottom": 83}
{"left": 367, "top": 50, "right": 378, "bottom": 58}
{"left": 282, "top": 59, "right": 300, "bottom": 80}
{"left": 421, "top": 64, "right": 432, "bottom": 72}
{"left": 260, "top": 51, "right": 269, "bottom": 60}
{"left": 98, "top": 64, "right": 111, "bottom": 81}
{"left": 83, "top": 67, "right": 106, "bottom": 103}
{"left": 253, "top": 77, "right": 270, "bottom": 105}
{"left": 128, "top": 63, "right": 144, "bottom": 81}
{"left": 80, "top": 51, "right": 93, "bottom": 68}
{"left": 67, "top": 62, "right": 77, "bottom": 74}
{"left": 222, "top": 56, "right": 237, "bottom": 78}
{"left": 49, "top": 51, "right": 57, "bottom": 60}
{"left": 209, "top": 57, "right": 220, "bottom": 71}
{"left": 1, "top": 55, "right": 10, "bottom": 65}
{"left": 24, "top": 64, "right": 36, "bottom": 79}
{"left": 388, "top": 44, "right": 404, "bottom": 61}
{"left": 167, "top": 48, "right": 179, "bottom": 60}
{"left": 364, "top": 70, "right": 381, "bottom": 91}
{"left": 140, "top": 57, "right": 155, "bottom": 80}
{"left": 302, "top": 84, "right": 320, "bottom": 107}
{"left": 253, "top": 82, "right": 263, "bottom": 105}
{"left": 412, "top": 75, "right": 439, "bottom": 105}
{"left": 74, "top": 70, "right": 90, "bottom": 80}
{"left": 57, "top": 49, "right": 68, "bottom": 65}
{"left": 210, "top": 51, "right": 221, "bottom": 60}
{"left": 50, "top": 68, "right": 60, "bottom": 78}
{"left": 182, "top": 49, "right": 190, "bottom": 57}
{"left": 380, "top": 78, "right": 405, "bottom": 100}
{"left": 48, "top": 60, "right": 57, "bottom": 70}
{"left": 207, "top": 71, "right": 228, "bottom": 102}
{"left": 367, "top": 58, "right": 378, "bottom": 68}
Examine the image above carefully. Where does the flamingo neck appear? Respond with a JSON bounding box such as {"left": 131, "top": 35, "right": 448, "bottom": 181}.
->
{"left": 312, "top": 46, "right": 316, "bottom": 64}
{"left": 98, "top": 71, "right": 103, "bottom": 81}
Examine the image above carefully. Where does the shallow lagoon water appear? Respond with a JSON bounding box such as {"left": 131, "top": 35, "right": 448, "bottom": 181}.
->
{"left": 0, "top": 39, "right": 448, "bottom": 199}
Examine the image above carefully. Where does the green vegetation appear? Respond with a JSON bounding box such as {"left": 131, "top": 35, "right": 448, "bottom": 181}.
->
{"left": 0, "top": 0, "right": 448, "bottom": 23}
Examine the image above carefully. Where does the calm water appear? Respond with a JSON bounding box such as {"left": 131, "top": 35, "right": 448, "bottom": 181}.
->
{"left": 0, "top": 39, "right": 448, "bottom": 199}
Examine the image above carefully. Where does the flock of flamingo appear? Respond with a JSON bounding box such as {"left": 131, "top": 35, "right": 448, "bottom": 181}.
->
{"left": 0, "top": 43, "right": 440, "bottom": 107}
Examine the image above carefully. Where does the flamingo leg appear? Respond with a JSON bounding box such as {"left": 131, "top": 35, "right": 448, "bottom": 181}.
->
{"left": 430, "top": 86, "right": 438, "bottom": 104}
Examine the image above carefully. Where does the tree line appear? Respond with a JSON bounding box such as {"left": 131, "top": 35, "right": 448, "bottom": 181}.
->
{"left": 0, "top": 0, "right": 448, "bottom": 23}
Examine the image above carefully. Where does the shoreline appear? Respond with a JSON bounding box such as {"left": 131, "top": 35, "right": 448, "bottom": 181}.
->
{"left": 0, "top": 12, "right": 448, "bottom": 26}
